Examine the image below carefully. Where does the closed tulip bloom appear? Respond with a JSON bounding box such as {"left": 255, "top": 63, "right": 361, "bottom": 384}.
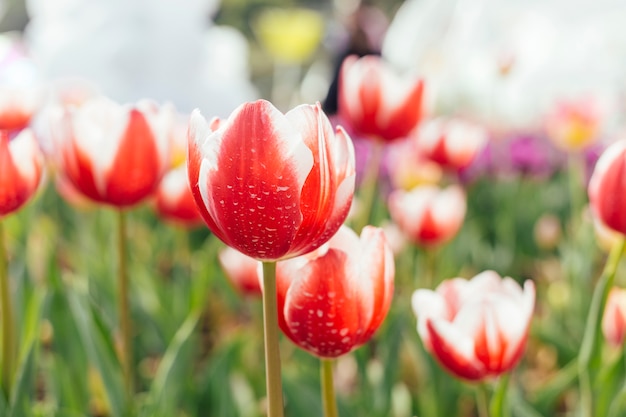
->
{"left": 388, "top": 184, "right": 466, "bottom": 247}
{"left": 412, "top": 271, "right": 535, "bottom": 381}
{"left": 55, "top": 96, "right": 173, "bottom": 207}
{"left": 0, "top": 129, "right": 44, "bottom": 216}
{"left": 188, "top": 99, "right": 355, "bottom": 261}
{"left": 588, "top": 139, "right": 626, "bottom": 235}
{"left": 276, "top": 225, "right": 394, "bottom": 358}
{"left": 414, "top": 117, "right": 488, "bottom": 171}
{"left": 154, "top": 165, "right": 203, "bottom": 227}
{"left": 338, "top": 55, "right": 424, "bottom": 142}
{"left": 218, "top": 246, "right": 262, "bottom": 297}
{"left": 603, "top": 287, "right": 626, "bottom": 347}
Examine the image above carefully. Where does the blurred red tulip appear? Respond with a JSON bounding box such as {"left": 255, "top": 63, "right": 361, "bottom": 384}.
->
{"left": 388, "top": 184, "right": 466, "bottom": 247}
{"left": 188, "top": 99, "right": 355, "bottom": 261}
{"left": 413, "top": 117, "right": 488, "bottom": 171}
{"left": 412, "top": 271, "right": 535, "bottom": 381}
{"left": 218, "top": 246, "right": 262, "bottom": 297}
{"left": 588, "top": 140, "right": 626, "bottom": 235}
{"left": 0, "top": 129, "right": 44, "bottom": 216}
{"left": 276, "top": 225, "right": 394, "bottom": 358}
{"left": 154, "top": 165, "right": 203, "bottom": 227}
{"left": 55, "top": 96, "right": 173, "bottom": 207}
{"left": 338, "top": 55, "right": 424, "bottom": 142}
{"left": 603, "top": 287, "right": 626, "bottom": 347}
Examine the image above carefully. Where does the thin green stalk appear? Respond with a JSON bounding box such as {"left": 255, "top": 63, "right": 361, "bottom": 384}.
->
{"left": 0, "top": 221, "right": 14, "bottom": 399}
{"left": 117, "top": 210, "right": 134, "bottom": 404}
{"left": 321, "top": 359, "right": 339, "bottom": 417}
{"left": 476, "top": 384, "right": 490, "bottom": 417}
{"left": 578, "top": 237, "right": 625, "bottom": 417}
{"left": 262, "top": 261, "right": 284, "bottom": 417}
{"left": 353, "top": 140, "right": 384, "bottom": 232}
{"left": 489, "top": 374, "right": 510, "bottom": 417}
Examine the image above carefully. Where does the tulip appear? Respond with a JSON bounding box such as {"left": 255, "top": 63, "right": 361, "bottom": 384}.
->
{"left": 413, "top": 117, "right": 488, "bottom": 171}
{"left": 276, "top": 225, "right": 394, "bottom": 358}
{"left": 55, "top": 96, "right": 173, "bottom": 207}
{"left": 153, "top": 113, "right": 202, "bottom": 226}
{"left": 189, "top": 99, "right": 355, "bottom": 417}
{"left": 386, "top": 138, "right": 442, "bottom": 191}
{"left": 388, "top": 184, "right": 466, "bottom": 247}
{"left": 218, "top": 246, "right": 262, "bottom": 297}
{"left": 412, "top": 271, "right": 535, "bottom": 381}
{"left": 0, "top": 129, "right": 44, "bottom": 217}
{"left": 338, "top": 55, "right": 424, "bottom": 142}
{"left": 188, "top": 99, "right": 355, "bottom": 261}
{"left": 602, "top": 287, "right": 626, "bottom": 347}
{"left": 588, "top": 139, "right": 626, "bottom": 236}
{"left": 154, "top": 165, "right": 203, "bottom": 227}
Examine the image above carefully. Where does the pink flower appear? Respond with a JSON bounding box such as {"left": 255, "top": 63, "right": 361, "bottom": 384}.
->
{"left": 603, "top": 287, "right": 626, "bottom": 347}
{"left": 413, "top": 117, "right": 488, "bottom": 171}
{"left": 188, "top": 99, "right": 355, "bottom": 261}
{"left": 55, "top": 96, "right": 173, "bottom": 207}
{"left": 338, "top": 55, "right": 424, "bottom": 142}
{"left": 588, "top": 139, "right": 626, "bottom": 235}
{"left": 276, "top": 225, "right": 394, "bottom": 358}
{"left": 388, "top": 184, "right": 466, "bottom": 247}
{"left": 0, "top": 129, "right": 44, "bottom": 216}
{"left": 412, "top": 271, "right": 535, "bottom": 381}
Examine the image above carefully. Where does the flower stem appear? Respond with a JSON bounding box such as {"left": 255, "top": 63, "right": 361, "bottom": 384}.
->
{"left": 262, "top": 261, "right": 284, "bottom": 417}
{"left": 579, "top": 237, "right": 625, "bottom": 417}
{"left": 321, "top": 359, "right": 339, "bottom": 417}
{"left": 476, "top": 384, "right": 491, "bottom": 417}
{"left": 354, "top": 140, "right": 384, "bottom": 232}
{"left": 117, "top": 210, "right": 134, "bottom": 404}
{"left": 489, "top": 374, "right": 510, "bottom": 417}
{"left": 0, "top": 221, "right": 14, "bottom": 399}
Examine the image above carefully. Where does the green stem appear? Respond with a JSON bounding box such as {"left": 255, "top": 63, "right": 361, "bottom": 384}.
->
{"left": 321, "top": 359, "right": 339, "bottom": 417}
{"left": 489, "top": 374, "right": 510, "bottom": 417}
{"left": 578, "top": 237, "right": 625, "bottom": 417}
{"left": 0, "top": 221, "right": 14, "bottom": 399}
{"left": 117, "top": 210, "right": 134, "bottom": 405}
{"left": 476, "top": 384, "right": 491, "bottom": 417}
{"left": 262, "top": 261, "right": 284, "bottom": 417}
{"left": 353, "top": 140, "right": 384, "bottom": 232}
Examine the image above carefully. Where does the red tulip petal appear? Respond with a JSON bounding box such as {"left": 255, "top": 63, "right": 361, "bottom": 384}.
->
{"left": 427, "top": 318, "right": 486, "bottom": 381}
{"left": 198, "top": 100, "right": 313, "bottom": 260}
{"left": 282, "top": 248, "right": 360, "bottom": 358}
{"left": 104, "top": 109, "right": 162, "bottom": 206}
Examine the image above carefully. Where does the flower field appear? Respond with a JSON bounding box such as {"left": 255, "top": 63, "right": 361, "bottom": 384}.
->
{"left": 0, "top": 1, "right": 625, "bottom": 416}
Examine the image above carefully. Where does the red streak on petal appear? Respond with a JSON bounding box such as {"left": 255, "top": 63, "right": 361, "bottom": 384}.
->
{"left": 281, "top": 249, "right": 359, "bottom": 358}
{"left": 206, "top": 102, "right": 303, "bottom": 260}
{"left": 0, "top": 133, "right": 30, "bottom": 215}
{"left": 427, "top": 319, "right": 485, "bottom": 381}
{"left": 104, "top": 109, "right": 162, "bottom": 206}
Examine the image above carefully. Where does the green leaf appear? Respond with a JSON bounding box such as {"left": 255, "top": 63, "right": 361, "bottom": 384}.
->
{"left": 142, "top": 309, "right": 201, "bottom": 417}
{"left": 66, "top": 289, "right": 125, "bottom": 417}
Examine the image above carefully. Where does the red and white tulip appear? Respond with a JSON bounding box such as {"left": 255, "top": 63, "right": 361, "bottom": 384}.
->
{"left": 338, "top": 55, "right": 425, "bottom": 142}
{"left": 0, "top": 129, "right": 44, "bottom": 216}
{"left": 388, "top": 184, "right": 466, "bottom": 247}
{"left": 276, "top": 225, "right": 394, "bottom": 358}
{"left": 412, "top": 271, "right": 535, "bottom": 381}
{"left": 188, "top": 99, "right": 355, "bottom": 261}
{"left": 55, "top": 96, "right": 173, "bottom": 207}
